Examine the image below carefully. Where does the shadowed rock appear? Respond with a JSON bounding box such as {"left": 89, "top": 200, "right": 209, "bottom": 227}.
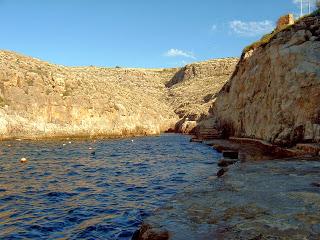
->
{"left": 311, "top": 182, "right": 320, "bottom": 187}
{"left": 218, "top": 159, "right": 238, "bottom": 167}
{"left": 222, "top": 151, "right": 238, "bottom": 159}
{"left": 217, "top": 168, "right": 228, "bottom": 177}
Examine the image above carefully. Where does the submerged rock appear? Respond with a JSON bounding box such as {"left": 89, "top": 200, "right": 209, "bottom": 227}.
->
{"left": 137, "top": 158, "right": 320, "bottom": 239}
{"left": 311, "top": 182, "right": 320, "bottom": 187}
{"left": 217, "top": 168, "right": 228, "bottom": 177}
{"left": 132, "top": 224, "right": 169, "bottom": 240}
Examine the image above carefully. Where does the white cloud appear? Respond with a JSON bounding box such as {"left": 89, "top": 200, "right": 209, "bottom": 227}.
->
{"left": 229, "top": 20, "right": 275, "bottom": 37}
{"left": 211, "top": 24, "right": 217, "bottom": 31}
{"left": 164, "top": 49, "right": 196, "bottom": 59}
{"left": 293, "top": 0, "right": 316, "bottom": 5}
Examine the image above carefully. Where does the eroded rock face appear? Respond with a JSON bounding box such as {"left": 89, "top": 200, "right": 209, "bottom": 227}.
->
{"left": 0, "top": 51, "right": 180, "bottom": 139}
{"left": 0, "top": 51, "right": 237, "bottom": 139}
{"left": 211, "top": 15, "right": 320, "bottom": 146}
{"left": 166, "top": 58, "right": 238, "bottom": 132}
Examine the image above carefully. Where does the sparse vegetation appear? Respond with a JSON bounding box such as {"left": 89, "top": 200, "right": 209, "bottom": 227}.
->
{"left": 310, "top": 8, "right": 320, "bottom": 16}
{"left": 62, "top": 83, "right": 74, "bottom": 97}
{"left": 243, "top": 24, "right": 292, "bottom": 53}
{"left": 0, "top": 97, "right": 9, "bottom": 107}
{"left": 0, "top": 50, "right": 238, "bottom": 139}
{"left": 62, "top": 88, "right": 72, "bottom": 97}
{"left": 0, "top": 97, "right": 5, "bottom": 107}
{"left": 29, "top": 68, "right": 46, "bottom": 76}
{"left": 243, "top": 9, "right": 320, "bottom": 54}
{"left": 26, "top": 79, "right": 34, "bottom": 86}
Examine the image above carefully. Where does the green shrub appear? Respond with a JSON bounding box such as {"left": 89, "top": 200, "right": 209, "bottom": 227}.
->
{"left": 62, "top": 89, "right": 72, "bottom": 97}
{"left": 0, "top": 97, "right": 9, "bottom": 107}
{"left": 310, "top": 9, "right": 320, "bottom": 17}
{"left": 26, "top": 79, "right": 34, "bottom": 86}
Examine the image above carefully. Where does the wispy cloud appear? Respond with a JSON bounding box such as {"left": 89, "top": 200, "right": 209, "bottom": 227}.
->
{"left": 292, "top": 0, "right": 316, "bottom": 5}
{"left": 292, "top": 0, "right": 317, "bottom": 15}
{"left": 229, "top": 20, "right": 274, "bottom": 37}
{"left": 164, "top": 49, "right": 196, "bottom": 59}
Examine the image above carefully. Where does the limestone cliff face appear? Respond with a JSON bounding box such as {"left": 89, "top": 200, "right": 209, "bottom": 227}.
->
{"left": 166, "top": 59, "right": 238, "bottom": 133}
{"left": 211, "top": 14, "right": 320, "bottom": 145}
{"left": 167, "top": 58, "right": 238, "bottom": 118}
{"left": 0, "top": 51, "right": 179, "bottom": 139}
{"left": 0, "top": 51, "right": 237, "bottom": 139}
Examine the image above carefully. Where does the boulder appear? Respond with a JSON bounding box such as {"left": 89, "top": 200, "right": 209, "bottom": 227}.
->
{"left": 217, "top": 168, "right": 228, "bottom": 177}
{"left": 132, "top": 224, "right": 169, "bottom": 240}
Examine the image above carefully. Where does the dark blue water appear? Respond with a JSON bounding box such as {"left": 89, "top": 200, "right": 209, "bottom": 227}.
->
{"left": 0, "top": 134, "right": 220, "bottom": 239}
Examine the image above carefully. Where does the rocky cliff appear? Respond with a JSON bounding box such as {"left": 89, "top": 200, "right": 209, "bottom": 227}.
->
{"left": 0, "top": 50, "right": 237, "bottom": 140}
{"left": 208, "top": 13, "right": 320, "bottom": 146}
{"left": 166, "top": 58, "right": 238, "bottom": 133}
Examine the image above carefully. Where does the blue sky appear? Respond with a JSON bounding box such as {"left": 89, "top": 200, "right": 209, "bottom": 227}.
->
{"left": 0, "top": 0, "right": 316, "bottom": 68}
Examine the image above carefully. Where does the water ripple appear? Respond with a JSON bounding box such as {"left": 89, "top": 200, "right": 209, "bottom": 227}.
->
{"left": 0, "top": 134, "right": 220, "bottom": 239}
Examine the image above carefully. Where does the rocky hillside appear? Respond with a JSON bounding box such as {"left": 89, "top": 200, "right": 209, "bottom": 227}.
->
{"left": 207, "top": 13, "right": 320, "bottom": 146}
{"left": 167, "top": 58, "right": 238, "bottom": 118}
{"left": 0, "top": 50, "right": 237, "bottom": 140}
{"left": 166, "top": 58, "right": 238, "bottom": 133}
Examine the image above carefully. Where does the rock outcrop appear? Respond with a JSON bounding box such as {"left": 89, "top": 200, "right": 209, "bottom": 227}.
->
{"left": 276, "top": 14, "right": 294, "bottom": 30}
{"left": 207, "top": 13, "right": 320, "bottom": 146}
{"left": 0, "top": 50, "right": 237, "bottom": 139}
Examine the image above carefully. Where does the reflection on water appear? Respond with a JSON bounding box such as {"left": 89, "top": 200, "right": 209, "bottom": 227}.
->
{"left": 0, "top": 134, "right": 220, "bottom": 239}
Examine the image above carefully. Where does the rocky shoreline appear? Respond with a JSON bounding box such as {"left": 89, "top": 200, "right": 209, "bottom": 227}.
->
{"left": 0, "top": 10, "right": 319, "bottom": 240}
{"left": 132, "top": 135, "right": 320, "bottom": 240}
